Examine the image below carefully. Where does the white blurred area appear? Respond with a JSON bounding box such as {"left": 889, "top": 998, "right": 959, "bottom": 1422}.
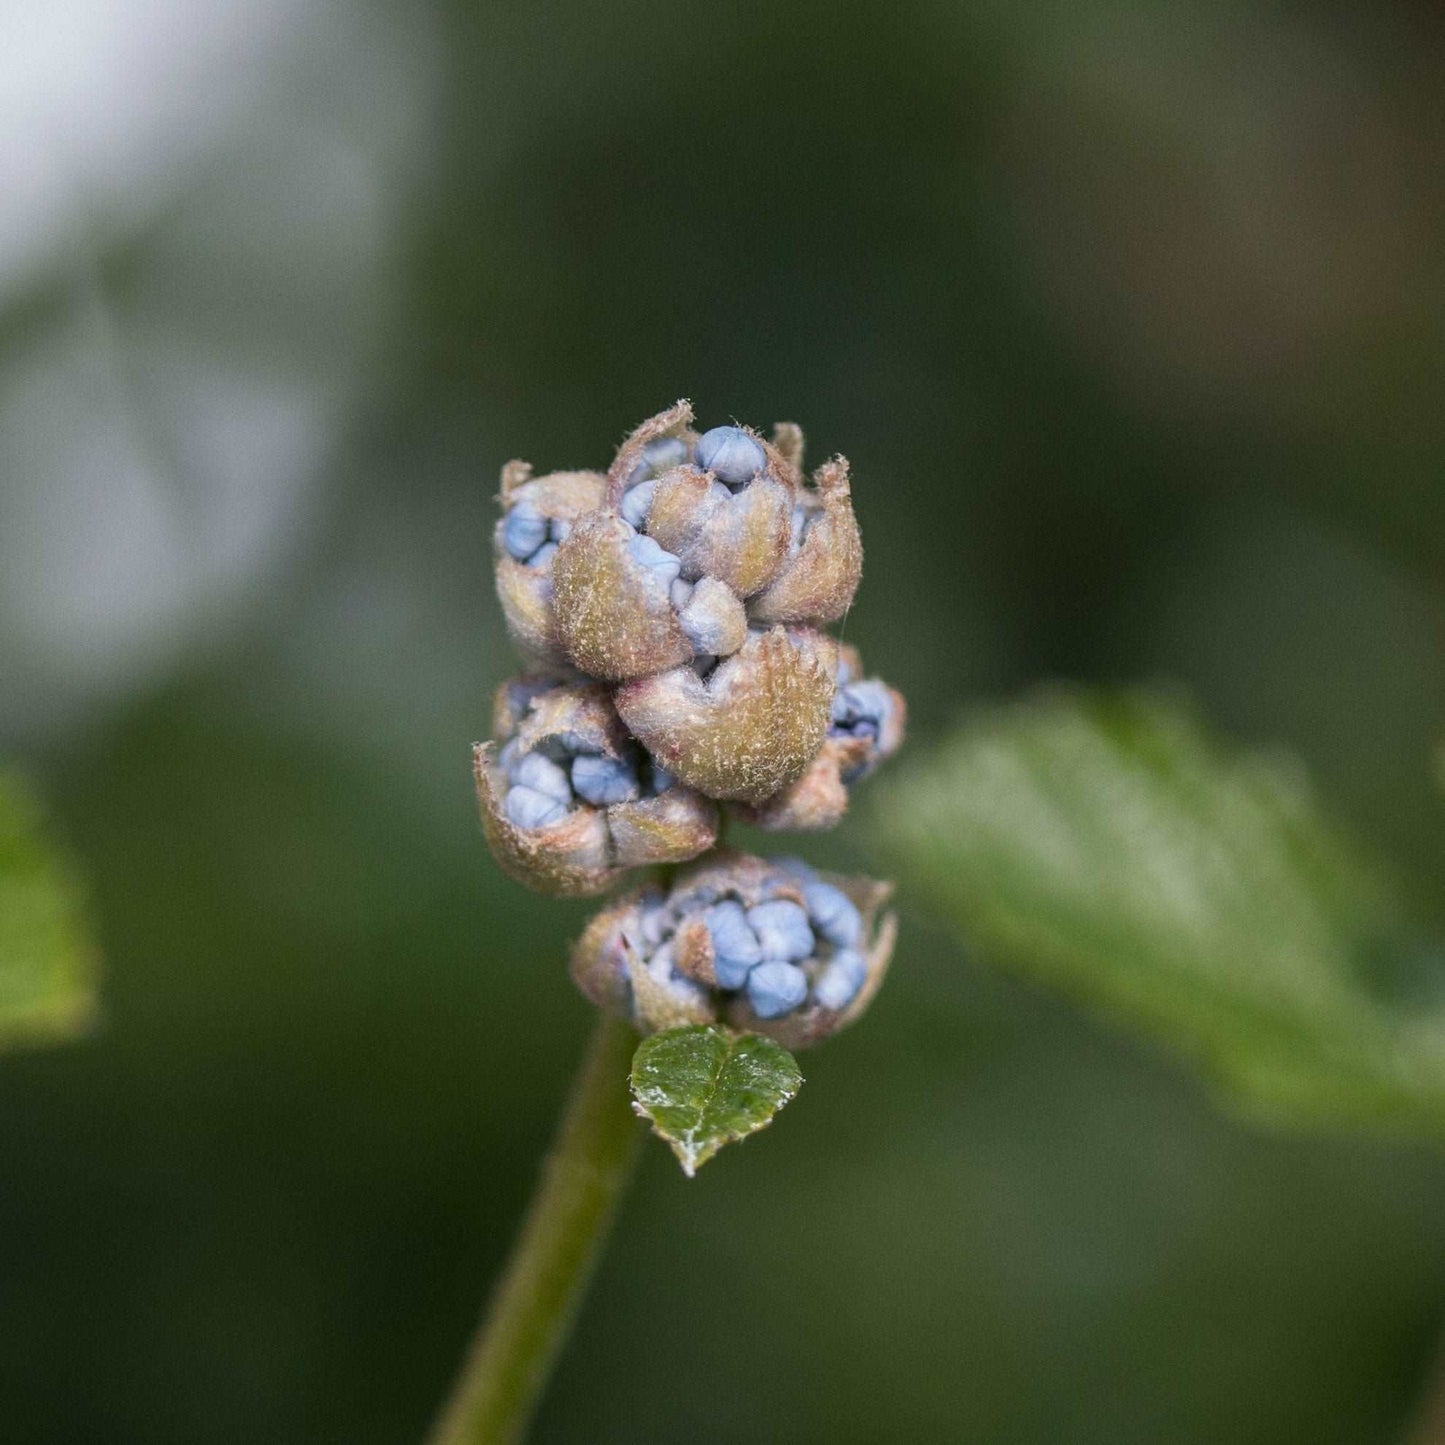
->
{"left": 0, "top": 0, "right": 436, "bottom": 738}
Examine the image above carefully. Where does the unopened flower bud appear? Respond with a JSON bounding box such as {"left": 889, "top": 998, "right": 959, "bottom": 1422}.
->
{"left": 694, "top": 425, "right": 767, "bottom": 486}
{"left": 738, "top": 644, "right": 906, "bottom": 830}
{"left": 493, "top": 462, "right": 607, "bottom": 668}
{"left": 569, "top": 851, "right": 895, "bottom": 1046}
{"left": 613, "top": 627, "right": 836, "bottom": 804}
{"left": 474, "top": 677, "right": 717, "bottom": 895}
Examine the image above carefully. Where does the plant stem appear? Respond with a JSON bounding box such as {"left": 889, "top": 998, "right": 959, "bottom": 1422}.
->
{"left": 426, "top": 1015, "right": 642, "bottom": 1445}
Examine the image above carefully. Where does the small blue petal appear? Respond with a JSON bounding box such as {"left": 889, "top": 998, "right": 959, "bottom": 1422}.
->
{"left": 696, "top": 426, "right": 766, "bottom": 486}
{"left": 547, "top": 516, "right": 572, "bottom": 543}
{"left": 669, "top": 578, "right": 695, "bottom": 610}
{"left": 813, "top": 949, "right": 867, "bottom": 1011}
{"left": 704, "top": 901, "right": 762, "bottom": 988}
{"left": 626, "top": 533, "right": 682, "bottom": 588}
{"left": 620, "top": 478, "right": 657, "bottom": 530}
{"left": 571, "top": 753, "right": 642, "bottom": 806}
{"left": 746, "top": 900, "right": 815, "bottom": 963}
{"left": 504, "top": 785, "right": 568, "bottom": 829}
{"left": 529, "top": 541, "right": 558, "bottom": 570}
{"left": 747, "top": 961, "right": 809, "bottom": 1019}
{"left": 802, "top": 882, "right": 862, "bottom": 948}
{"left": 502, "top": 501, "right": 548, "bottom": 560}
{"left": 511, "top": 752, "right": 572, "bottom": 805}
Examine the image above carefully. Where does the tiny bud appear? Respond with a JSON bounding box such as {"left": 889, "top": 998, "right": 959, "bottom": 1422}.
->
{"left": 512, "top": 751, "right": 572, "bottom": 805}
{"left": 801, "top": 881, "right": 862, "bottom": 947}
{"left": 695, "top": 425, "right": 767, "bottom": 486}
{"left": 632, "top": 436, "right": 690, "bottom": 481}
{"left": 626, "top": 532, "right": 684, "bottom": 590}
{"left": 620, "top": 478, "right": 657, "bottom": 530}
{"left": 703, "top": 900, "right": 763, "bottom": 988}
{"left": 812, "top": 948, "right": 868, "bottom": 1011}
{"left": 745, "top": 899, "right": 814, "bottom": 962}
{"left": 505, "top": 786, "right": 569, "bottom": 830}
{"left": 502, "top": 500, "right": 548, "bottom": 560}
{"left": 571, "top": 753, "right": 641, "bottom": 806}
{"left": 746, "top": 961, "right": 809, "bottom": 1018}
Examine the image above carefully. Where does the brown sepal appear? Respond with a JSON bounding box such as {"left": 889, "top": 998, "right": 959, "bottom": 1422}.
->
{"left": 551, "top": 510, "right": 693, "bottom": 681}
{"left": 614, "top": 628, "right": 836, "bottom": 804}
{"left": 493, "top": 465, "right": 607, "bottom": 668}
{"left": 748, "top": 457, "right": 862, "bottom": 626}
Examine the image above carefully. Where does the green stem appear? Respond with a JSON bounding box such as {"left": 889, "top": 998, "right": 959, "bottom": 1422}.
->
{"left": 426, "top": 1015, "right": 642, "bottom": 1445}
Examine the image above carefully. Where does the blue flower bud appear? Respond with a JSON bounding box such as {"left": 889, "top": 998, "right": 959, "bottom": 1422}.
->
{"left": 571, "top": 753, "right": 642, "bottom": 806}
{"left": 703, "top": 900, "right": 763, "bottom": 989}
{"left": 746, "top": 899, "right": 815, "bottom": 962}
{"left": 511, "top": 751, "right": 573, "bottom": 805}
{"left": 695, "top": 426, "right": 766, "bottom": 486}
{"left": 646, "top": 436, "right": 690, "bottom": 465}
{"left": 547, "top": 516, "right": 573, "bottom": 543}
{"left": 620, "top": 478, "right": 657, "bottom": 530}
{"left": 831, "top": 680, "right": 894, "bottom": 741}
{"left": 802, "top": 881, "right": 862, "bottom": 948}
{"left": 746, "top": 960, "right": 809, "bottom": 1018}
{"left": 813, "top": 948, "right": 868, "bottom": 1011}
{"left": 528, "top": 541, "right": 558, "bottom": 570}
{"left": 504, "top": 785, "right": 569, "bottom": 829}
{"left": 628, "top": 436, "right": 689, "bottom": 484}
{"left": 502, "top": 500, "right": 548, "bottom": 560}
{"left": 626, "top": 532, "right": 683, "bottom": 590}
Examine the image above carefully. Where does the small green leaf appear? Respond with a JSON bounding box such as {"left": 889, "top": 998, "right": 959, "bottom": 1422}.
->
{"left": 0, "top": 770, "right": 100, "bottom": 1050}
{"left": 879, "top": 690, "right": 1445, "bottom": 1139}
{"left": 630, "top": 1026, "right": 802, "bottom": 1175}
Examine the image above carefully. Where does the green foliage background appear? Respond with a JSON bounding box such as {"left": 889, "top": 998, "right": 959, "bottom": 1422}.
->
{"left": 3, "top": 0, "right": 1445, "bottom": 1440}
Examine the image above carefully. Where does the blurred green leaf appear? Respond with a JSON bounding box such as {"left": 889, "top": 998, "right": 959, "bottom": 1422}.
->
{"left": 630, "top": 1026, "right": 802, "bottom": 1175}
{"left": 879, "top": 691, "right": 1445, "bottom": 1138}
{"left": 0, "top": 770, "right": 99, "bottom": 1049}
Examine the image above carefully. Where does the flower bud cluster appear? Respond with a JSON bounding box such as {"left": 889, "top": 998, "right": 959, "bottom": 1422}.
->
{"left": 571, "top": 853, "right": 895, "bottom": 1049}
{"left": 477, "top": 402, "right": 905, "bottom": 1045}
{"left": 474, "top": 676, "right": 718, "bottom": 897}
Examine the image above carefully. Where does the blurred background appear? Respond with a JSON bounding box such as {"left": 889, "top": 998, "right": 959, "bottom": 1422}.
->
{"left": 3, "top": 0, "right": 1445, "bottom": 1440}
